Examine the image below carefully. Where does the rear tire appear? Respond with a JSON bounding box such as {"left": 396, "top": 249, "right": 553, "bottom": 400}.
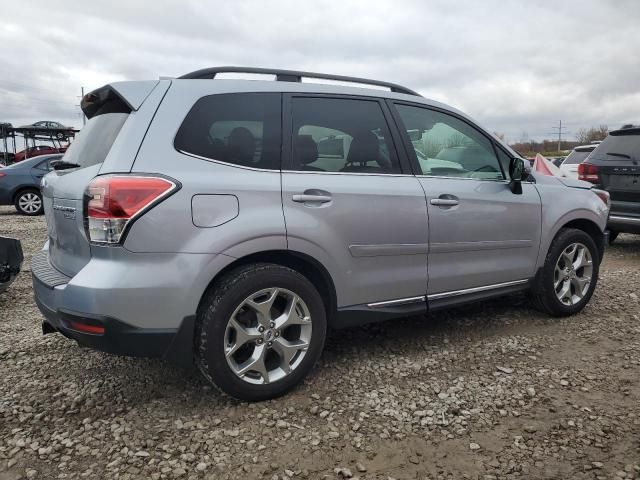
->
{"left": 195, "top": 263, "right": 327, "bottom": 401}
{"left": 531, "top": 228, "right": 599, "bottom": 317}
{"left": 14, "top": 189, "right": 43, "bottom": 216}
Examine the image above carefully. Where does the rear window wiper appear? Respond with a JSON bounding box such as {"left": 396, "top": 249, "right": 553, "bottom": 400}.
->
{"left": 51, "top": 160, "right": 81, "bottom": 171}
{"left": 606, "top": 152, "right": 632, "bottom": 159}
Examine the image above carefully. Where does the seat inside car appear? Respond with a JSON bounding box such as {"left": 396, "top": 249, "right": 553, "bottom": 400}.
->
{"left": 295, "top": 135, "right": 323, "bottom": 171}
{"left": 227, "top": 127, "right": 256, "bottom": 166}
{"left": 341, "top": 131, "right": 386, "bottom": 173}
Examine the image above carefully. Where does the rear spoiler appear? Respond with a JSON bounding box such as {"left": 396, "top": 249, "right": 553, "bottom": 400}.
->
{"left": 81, "top": 81, "right": 162, "bottom": 119}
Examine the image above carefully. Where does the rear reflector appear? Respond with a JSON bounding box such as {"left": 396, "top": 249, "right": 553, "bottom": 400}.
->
{"left": 69, "top": 321, "right": 105, "bottom": 335}
{"left": 86, "top": 175, "right": 177, "bottom": 244}
{"left": 578, "top": 162, "right": 600, "bottom": 183}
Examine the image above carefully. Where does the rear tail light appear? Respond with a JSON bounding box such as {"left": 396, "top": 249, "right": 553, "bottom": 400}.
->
{"left": 578, "top": 162, "right": 600, "bottom": 183}
{"left": 85, "top": 175, "right": 177, "bottom": 244}
{"left": 591, "top": 188, "right": 610, "bottom": 208}
{"left": 0, "top": 172, "right": 6, "bottom": 178}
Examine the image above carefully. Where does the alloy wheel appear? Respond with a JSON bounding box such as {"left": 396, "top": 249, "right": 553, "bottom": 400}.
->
{"left": 224, "top": 287, "right": 312, "bottom": 385}
{"left": 554, "top": 242, "right": 593, "bottom": 306}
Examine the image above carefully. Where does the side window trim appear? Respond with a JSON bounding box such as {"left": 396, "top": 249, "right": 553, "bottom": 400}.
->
{"left": 281, "top": 93, "right": 411, "bottom": 175}
{"left": 388, "top": 99, "right": 508, "bottom": 181}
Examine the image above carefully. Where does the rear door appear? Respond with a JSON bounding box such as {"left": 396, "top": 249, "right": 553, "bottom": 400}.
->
{"left": 42, "top": 113, "right": 129, "bottom": 276}
{"left": 390, "top": 101, "right": 542, "bottom": 300}
{"left": 281, "top": 94, "right": 429, "bottom": 310}
{"left": 41, "top": 81, "right": 167, "bottom": 277}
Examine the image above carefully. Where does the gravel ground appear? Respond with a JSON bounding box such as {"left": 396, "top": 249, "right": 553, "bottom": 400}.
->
{"left": 1, "top": 205, "right": 639, "bottom": 480}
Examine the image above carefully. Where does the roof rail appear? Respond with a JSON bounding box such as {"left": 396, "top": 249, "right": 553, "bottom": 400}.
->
{"left": 178, "top": 66, "right": 421, "bottom": 97}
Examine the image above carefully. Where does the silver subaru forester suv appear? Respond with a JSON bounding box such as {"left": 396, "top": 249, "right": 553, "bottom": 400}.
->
{"left": 33, "top": 67, "right": 610, "bottom": 401}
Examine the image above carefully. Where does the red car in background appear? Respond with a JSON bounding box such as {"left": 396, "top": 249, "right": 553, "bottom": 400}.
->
{"left": 13, "top": 145, "right": 67, "bottom": 162}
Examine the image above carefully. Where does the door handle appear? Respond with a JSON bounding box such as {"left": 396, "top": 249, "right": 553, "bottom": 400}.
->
{"left": 292, "top": 194, "right": 332, "bottom": 204}
{"left": 430, "top": 197, "right": 459, "bottom": 206}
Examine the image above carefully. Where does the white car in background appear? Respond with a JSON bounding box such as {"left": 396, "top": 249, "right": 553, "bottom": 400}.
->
{"left": 559, "top": 144, "right": 597, "bottom": 178}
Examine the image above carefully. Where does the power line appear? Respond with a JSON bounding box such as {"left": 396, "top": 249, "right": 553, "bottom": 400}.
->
{"left": 548, "top": 120, "right": 570, "bottom": 151}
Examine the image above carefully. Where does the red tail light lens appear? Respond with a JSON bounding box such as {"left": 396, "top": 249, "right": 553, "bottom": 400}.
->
{"left": 578, "top": 162, "right": 600, "bottom": 183}
{"left": 0, "top": 172, "right": 6, "bottom": 178}
{"left": 69, "top": 321, "right": 105, "bottom": 335}
{"left": 86, "top": 175, "right": 177, "bottom": 244}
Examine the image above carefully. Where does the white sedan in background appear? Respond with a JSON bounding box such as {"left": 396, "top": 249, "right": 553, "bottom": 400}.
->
{"left": 559, "top": 144, "right": 597, "bottom": 178}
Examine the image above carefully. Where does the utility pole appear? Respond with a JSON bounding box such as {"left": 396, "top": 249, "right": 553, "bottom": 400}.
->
{"left": 550, "top": 120, "right": 569, "bottom": 152}
{"left": 81, "top": 87, "right": 86, "bottom": 126}
{"left": 76, "top": 87, "right": 86, "bottom": 127}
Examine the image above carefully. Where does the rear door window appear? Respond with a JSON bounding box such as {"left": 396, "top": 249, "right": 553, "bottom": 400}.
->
{"left": 174, "top": 93, "right": 281, "bottom": 170}
{"left": 288, "top": 97, "right": 401, "bottom": 174}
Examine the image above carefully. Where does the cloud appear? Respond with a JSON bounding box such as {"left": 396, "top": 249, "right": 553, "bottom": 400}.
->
{"left": 2, "top": 0, "right": 639, "bottom": 142}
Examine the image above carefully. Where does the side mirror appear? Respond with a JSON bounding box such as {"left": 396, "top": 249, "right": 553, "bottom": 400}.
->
{"left": 508, "top": 157, "right": 526, "bottom": 194}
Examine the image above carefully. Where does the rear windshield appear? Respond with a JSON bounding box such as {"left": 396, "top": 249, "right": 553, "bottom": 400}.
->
{"left": 63, "top": 110, "right": 128, "bottom": 169}
{"left": 590, "top": 133, "right": 640, "bottom": 162}
{"left": 563, "top": 149, "right": 592, "bottom": 165}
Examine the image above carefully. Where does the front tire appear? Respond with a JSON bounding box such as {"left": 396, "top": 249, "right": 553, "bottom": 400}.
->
{"left": 531, "top": 228, "right": 599, "bottom": 317}
{"left": 196, "top": 263, "right": 327, "bottom": 401}
{"left": 15, "top": 189, "right": 43, "bottom": 215}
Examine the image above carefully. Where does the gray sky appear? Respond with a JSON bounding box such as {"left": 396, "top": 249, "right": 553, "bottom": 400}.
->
{"left": 2, "top": 0, "right": 639, "bottom": 143}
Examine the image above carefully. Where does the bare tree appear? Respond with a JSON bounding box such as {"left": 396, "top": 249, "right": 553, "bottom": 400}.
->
{"left": 576, "top": 125, "right": 608, "bottom": 144}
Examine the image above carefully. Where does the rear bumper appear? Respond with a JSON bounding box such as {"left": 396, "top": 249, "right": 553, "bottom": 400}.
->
{"left": 34, "top": 289, "right": 193, "bottom": 362}
{"left": 30, "top": 247, "right": 227, "bottom": 366}
{"left": 34, "top": 279, "right": 195, "bottom": 366}
{"left": 608, "top": 214, "right": 640, "bottom": 234}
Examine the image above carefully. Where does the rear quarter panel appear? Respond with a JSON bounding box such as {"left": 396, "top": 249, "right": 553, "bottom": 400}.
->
{"left": 126, "top": 81, "right": 286, "bottom": 256}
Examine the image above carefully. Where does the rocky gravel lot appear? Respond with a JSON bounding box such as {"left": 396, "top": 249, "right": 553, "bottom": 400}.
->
{"left": 1, "top": 205, "right": 639, "bottom": 480}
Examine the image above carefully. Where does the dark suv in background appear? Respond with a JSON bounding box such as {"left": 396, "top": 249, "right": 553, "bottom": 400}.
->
{"left": 579, "top": 125, "right": 640, "bottom": 242}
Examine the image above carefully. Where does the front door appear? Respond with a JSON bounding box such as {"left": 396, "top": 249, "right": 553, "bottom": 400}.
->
{"left": 391, "top": 102, "right": 542, "bottom": 298}
{"left": 281, "top": 95, "right": 429, "bottom": 310}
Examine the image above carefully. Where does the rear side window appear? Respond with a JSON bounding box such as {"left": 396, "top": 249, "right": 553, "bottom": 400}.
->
{"left": 175, "top": 93, "right": 281, "bottom": 170}
{"left": 289, "top": 97, "right": 400, "bottom": 173}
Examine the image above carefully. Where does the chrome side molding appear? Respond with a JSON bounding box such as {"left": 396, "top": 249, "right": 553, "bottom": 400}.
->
{"left": 428, "top": 279, "right": 529, "bottom": 301}
{"left": 367, "top": 296, "right": 425, "bottom": 309}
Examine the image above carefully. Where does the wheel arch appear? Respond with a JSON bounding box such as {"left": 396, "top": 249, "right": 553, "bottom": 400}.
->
{"left": 557, "top": 218, "right": 605, "bottom": 263}
{"left": 538, "top": 207, "right": 607, "bottom": 270}
{"left": 197, "top": 249, "right": 338, "bottom": 326}
{"left": 12, "top": 185, "right": 40, "bottom": 203}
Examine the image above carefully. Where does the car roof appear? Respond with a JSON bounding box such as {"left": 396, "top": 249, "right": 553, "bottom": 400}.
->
{"left": 94, "top": 67, "right": 521, "bottom": 160}
{"left": 20, "top": 154, "right": 62, "bottom": 164}
{"left": 610, "top": 126, "right": 640, "bottom": 136}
